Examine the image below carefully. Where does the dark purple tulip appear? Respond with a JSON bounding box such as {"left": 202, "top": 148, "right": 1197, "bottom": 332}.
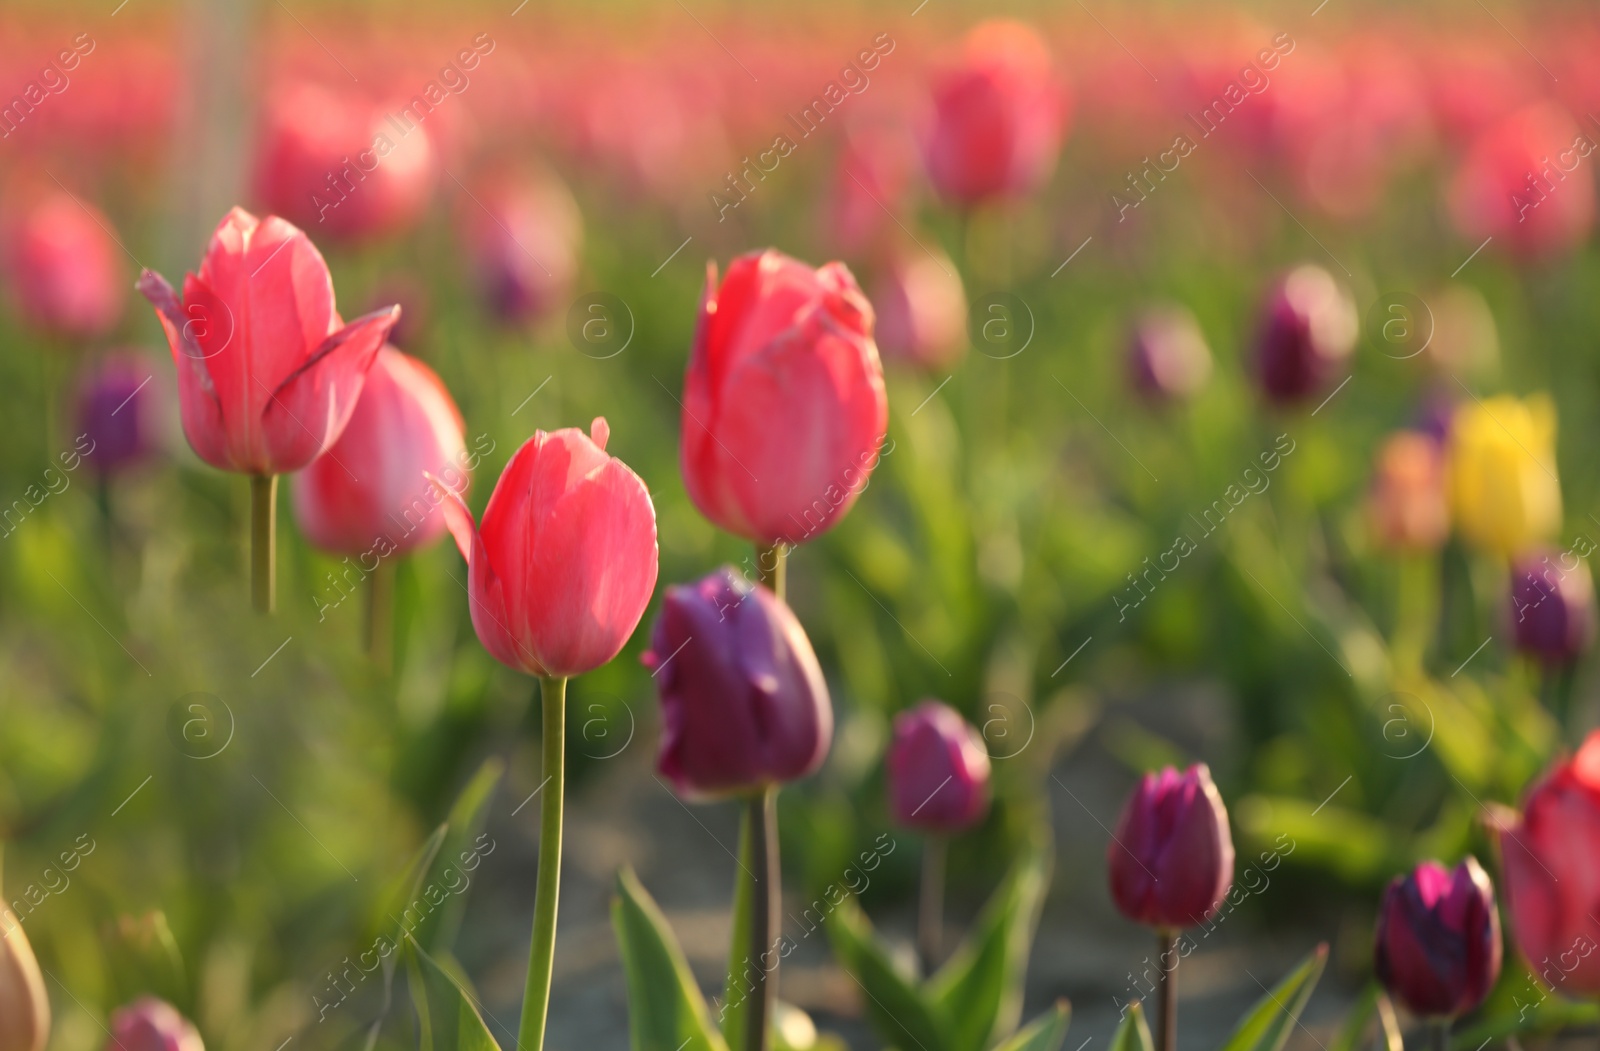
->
{"left": 1128, "top": 306, "right": 1212, "bottom": 403}
{"left": 1374, "top": 857, "right": 1502, "bottom": 1019}
{"left": 643, "top": 567, "right": 832, "bottom": 798}
{"left": 1254, "top": 265, "right": 1357, "bottom": 406}
{"left": 76, "top": 352, "right": 160, "bottom": 475}
{"left": 1108, "top": 764, "right": 1234, "bottom": 930}
{"left": 1509, "top": 550, "right": 1596, "bottom": 664}
{"left": 887, "top": 700, "right": 991, "bottom": 834}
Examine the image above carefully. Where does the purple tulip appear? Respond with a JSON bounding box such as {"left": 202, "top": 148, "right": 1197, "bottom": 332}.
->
{"left": 1509, "top": 550, "right": 1596, "bottom": 664}
{"left": 1254, "top": 265, "right": 1357, "bottom": 406}
{"left": 887, "top": 700, "right": 992, "bottom": 834}
{"left": 1108, "top": 764, "right": 1234, "bottom": 930}
{"left": 1374, "top": 858, "right": 1502, "bottom": 1019}
{"left": 643, "top": 567, "right": 832, "bottom": 798}
{"left": 1127, "top": 306, "right": 1211, "bottom": 403}
{"left": 107, "top": 998, "right": 204, "bottom": 1051}
{"left": 76, "top": 352, "right": 160, "bottom": 475}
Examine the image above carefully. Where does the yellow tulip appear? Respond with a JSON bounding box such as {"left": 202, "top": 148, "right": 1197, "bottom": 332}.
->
{"left": 1448, "top": 394, "right": 1562, "bottom": 556}
{"left": 0, "top": 913, "right": 49, "bottom": 1051}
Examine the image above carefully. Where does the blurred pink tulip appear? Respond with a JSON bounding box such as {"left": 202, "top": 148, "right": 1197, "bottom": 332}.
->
{"left": 3, "top": 190, "right": 124, "bottom": 339}
{"left": 459, "top": 170, "right": 582, "bottom": 325}
{"left": 1447, "top": 103, "right": 1595, "bottom": 258}
{"left": 107, "top": 998, "right": 203, "bottom": 1051}
{"left": 886, "top": 700, "right": 991, "bottom": 834}
{"left": 870, "top": 248, "right": 967, "bottom": 372}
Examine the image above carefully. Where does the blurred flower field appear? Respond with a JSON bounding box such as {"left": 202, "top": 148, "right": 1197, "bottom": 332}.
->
{"left": 3, "top": 1, "right": 1600, "bottom": 1051}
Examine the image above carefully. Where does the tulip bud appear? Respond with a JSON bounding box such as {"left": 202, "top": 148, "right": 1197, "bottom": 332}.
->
{"left": 107, "top": 997, "right": 203, "bottom": 1051}
{"left": 1108, "top": 764, "right": 1234, "bottom": 930}
{"left": 886, "top": 700, "right": 990, "bottom": 834}
{"left": 77, "top": 352, "right": 161, "bottom": 476}
{"left": 1127, "top": 307, "right": 1212, "bottom": 403}
{"left": 3, "top": 190, "right": 125, "bottom": 339}
{"left": 1254, "top": 265, "right": 1357, "bottom": 406}
{"left": 1447, "top": 104, "right": 1594, "bottom": 259}
{"left": 1368, "top": 431, "right": 1449, "bottom": 552}
{"left": 1374, "top": 858, "right": 1502, "bottom": 1019}
{"left": 1494, "top": 730, "right": 1600, "bottom": 994}
{"left": 682, "top": 250, "right": 888, "bottom": 547}
{"left": 0, "top": 912, "right": 50, "bottom": 1051}
{"left": 460, "top": 171, "right": 582, "bottom": 326}
{"left": 871, "top": 249, "right": 967, "bottom": 372}
{"left": 137, "top": 207, "right": 400, "bottom": 476}
{"left": 439, "top": 417, "right": 658, "bottom": 679}
{"left": 1508, "top": 550, "right": 1595, "bottom": 665}
{"left": 643, "top": 568, "right": 831, "bottom": 798}
{"left": 923, "top": 20, "right": 1068, "bottom": 207}
{"left": 292, "top": 345, "right": 468, "bottom": 557}
{"left": 1447, "top": 394, "right": 1562, "bottom": 557}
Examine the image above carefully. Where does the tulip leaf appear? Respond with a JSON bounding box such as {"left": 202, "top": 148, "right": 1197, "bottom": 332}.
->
{"left": 993, "top": 1001, "right": 1072, "bottom": 1051}
{"left": 826, "top": 897, "right": 947, "bottom": 1051}
{"left": 1328, "top": 983, "right": 1402, "bottom": 1051}
{"left": 612, "top": 866, "right": 731, "bottom": 1051}
{"left": 927, "top": 843, "right": 1051, "bottom": 1051}
{"left": 405, "top": 935, "right": 502, "bottom": 1051}
{"left": 1108, "top": 1002, "right": 1155, "bottom": 1051}
{"left": 410, "top": 757, "right": 504, "bottom": 953}
{"left": 1216, "top": 944, "right": 1329, "bottom": 1051}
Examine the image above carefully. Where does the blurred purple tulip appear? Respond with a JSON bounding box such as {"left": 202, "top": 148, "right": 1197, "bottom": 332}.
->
{"left": 1255, "top": 265, "right": 1357, "bottom": 406}
{"left": 1509, "top": 550, "right": 1596, "bottom": 665}
{"left": 887, "top": 699, "right": 991, "bottom": 834}
{"left": 107, "top": 998, "right": 203, "bottom": 1051}
{"left": 1128, "top": 306, "right": 1212, "bottom": 403}
{"left": 1374, "top": 857, "right": 1501, "bottom": 1018}
{"left": 77, "top": 352, "right": 160, "bottom": 475}
{"left": 1108, "top": 763, "right": 1234, "bottom": 930}
{"left": 643, "top": 567, "right": 832, "bottom": 798}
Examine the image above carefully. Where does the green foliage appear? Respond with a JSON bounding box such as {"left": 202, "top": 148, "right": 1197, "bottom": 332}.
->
{"left": 1216, "top": 945, "right": 1329, "bottom": 1051}
{"left": 612, "top": 866, "right": 731, "bottom": 1051}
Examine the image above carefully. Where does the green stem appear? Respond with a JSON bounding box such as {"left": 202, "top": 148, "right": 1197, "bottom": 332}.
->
{"left": 1392, "top": 551, "right": 1438, "bottom": 676}
{"left": 1432, "top": 1017, "right": 1450, "bottom": 1051}
{"left": 918, "top": 836, "right": 946, "bottom": 976}
{"left": 517, "top": 675, "right": 567, "bottom": 1051}
{"left": 365, "top": 557, "right": 396, "bottom": 674}
{"left": 1156, "top": 928, "right": 1178, "bottom": 1051}
{"left": 250, "top": 474, "right": 277, "bottom": 614}
{"left": 743, "top": 786, "right": 779, "bottom": 1051}
{"left": 756, "top": 543, "right": 788, "bottom": 600}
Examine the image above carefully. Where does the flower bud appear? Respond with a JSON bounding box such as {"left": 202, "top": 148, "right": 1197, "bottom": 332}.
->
{"left": 107, "top": 997, "right": 203, "bottom": 1051}
{"left": 0, "top": 912, "right": 50, "bottom": 1051}
{"left": 1448, "top": 394, "right": 1562, "bottom": 557}
{"left": 1509, "top": 550, "right": 1596, "bottom": 665}
{"left": 886, "top": 700, "right": 991, "bottom": 834}
{"left": 1254, "top": 265, "right": 1357, "bottom": 406}
{"left": 644, "top": 568, "right": 832, "bottom": 798}
{"left": 1107, "top": 764, "right": 1234, "bottom": 930}
{"left": 1368, "top": 431, "right": 1449, "bottom": 552}
{"left": 1127, "top": 306, "right": 1211, "bottom": 403}
{"left": 1374, "top": 857, "right": 1501, "bottom": 1019}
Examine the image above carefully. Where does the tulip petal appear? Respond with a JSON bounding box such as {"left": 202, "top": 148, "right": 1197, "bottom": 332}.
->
{"left": 433, "top": 477, "right": 478, "bottom": 563}
{"left": 261, "top": 306, "right": 399, "bottom": 472}
{"left": 136, "top": 269, "right": 233, "bottom": 470}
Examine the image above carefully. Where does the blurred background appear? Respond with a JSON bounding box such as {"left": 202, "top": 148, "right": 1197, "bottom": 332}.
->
{"left": 1, "top": 0, "right": 1597, "bottom": 1048}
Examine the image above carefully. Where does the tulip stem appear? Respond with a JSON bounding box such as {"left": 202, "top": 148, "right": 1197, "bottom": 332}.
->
{"left": 918, "top": 835, "right": 946, "bottom": 976}
{"left": 250, "top": 474, "right": 277, "bottom": 614}
{"left": 1156, "top": 929, "right": 1178, "bottom": 1051}
{"left": 756, "top": 543, "right": 788, "bottom": 600}
{"left": 518, "top": 675, "right": 567, "bottom": 1051}
{"left": 1431, "top": 1018, "right": 1450, "bottom": 1051}
{"left": 744, "top": 785, "right": 780, "bottom": 1051}
{"left": 365, "top": 557, "right": 395, "bottom": 673}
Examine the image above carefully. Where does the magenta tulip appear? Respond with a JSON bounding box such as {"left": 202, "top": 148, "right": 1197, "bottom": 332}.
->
{"left": 1509, "top": 551, "right": 1596, "bottom": 665}
{"left": 440, "top": 417, "right": 658, "bottom": 679}
{"left": 886, "top": 700, "right": 991, "bottom": 834}
{"left": 106, "top": 998, "right": 203, "bottom": 1051}
{"left": 643, "top": 567, "right": 831, "bottom": 798}
{"left": 682, "top": 249, "right": 888, "bottom": 547}
{"left": 1254, "top": 265, "right": 1358, "bottom": 406}
{"left": 1108, "top": 764, "right": 1235, "bottom": 930}
{"left": 1374, "top": 858, "right": 1501, "bottom": 1018}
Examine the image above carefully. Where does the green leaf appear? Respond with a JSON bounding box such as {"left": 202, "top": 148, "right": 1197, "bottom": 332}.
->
{"left": 405, "top": 935, "right": 501, "bottom": 1051}
{"left": 993, "top": 1002, "right": 1071, "bottom": 1051}
{"left": 410, "top": 758, "right": 504, "bottom": 952}
{"left": 927, "top": 843, "right": 1051, "bottom": 1051}
{"left": 1108, "top": 1002, "right": 1154, "bottom": 1051}
{"left": 1328, "top": 983, "right": 1403, "bottom": 1051}
{"left": 612, "top": 866, "right": 730, "bottom": 1051}
{"left": 1217, "top": 945, "right": 1329, "bottom": 1051}
{"left": 825, "top": 897, "right": 946, "bottom": 1051}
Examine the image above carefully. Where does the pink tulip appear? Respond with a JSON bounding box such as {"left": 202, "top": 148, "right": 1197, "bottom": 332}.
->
{"left": 886, "top": 700, "right": 991, "bottom": 834}
{"left": 871, "top": 248, "right": 968, "bottom": 372}
{"left": 253, "top": 82, "right": 437, "bottom": 243}
{"left": 1494, "top": 731, "right": 1600, "bottom": 994}
{"left": 292, "top": 345, "right": 467, "bottom": 557}
{"left": 1127, "top": 306, "right": 1212, "bottom": 403}
{"left": 136, "top": 207, "right": 400, "bottom": 475}
{"left": 1108, "top": 764, "right": 1235, "bottom": 930}
{"left": 1447, "top": 103, "right": 1595, "bottom": 258}
{"left": 3, "top": 190, "right": 124, "bottom": 339}
{"left": 440, "top": 418, "right": 658, "bottom": 678}
{"left": 1374, "top": 858, "right": 1501, "bottom": 1019}
{"left": 682, "top": 249, "right": 888, "bottom": 547}
{"left": 106, "top": 998, "right": 203, "bottom": 1051}
{"left": 922, "top": 20, "right": 1068, "bottom": 207}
